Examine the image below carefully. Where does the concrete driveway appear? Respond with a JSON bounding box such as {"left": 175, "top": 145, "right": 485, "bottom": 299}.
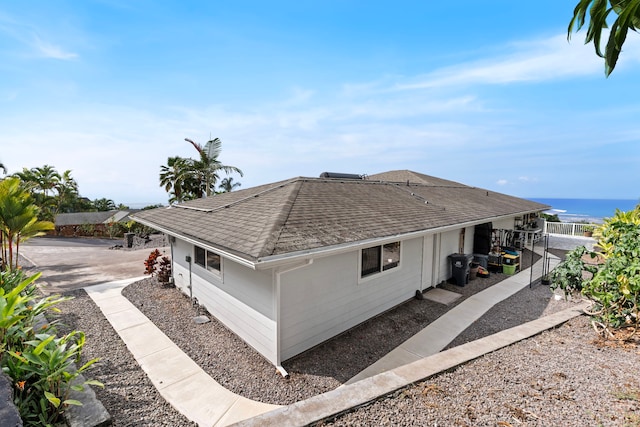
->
{"left": 20, "top": 237, "right": 168, "bottom": 295}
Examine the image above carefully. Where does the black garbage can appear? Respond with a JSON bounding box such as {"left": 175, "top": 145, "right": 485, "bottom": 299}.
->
{"left": 449, "top": 253, "right": 473, "bottom": 286}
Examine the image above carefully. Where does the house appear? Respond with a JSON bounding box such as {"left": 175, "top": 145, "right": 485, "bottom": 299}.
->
{"left": 131, "top": 170, "right": 549, "bottom": 373}
{"left": 55, "top": 210, "right": 138, "bottom": 237}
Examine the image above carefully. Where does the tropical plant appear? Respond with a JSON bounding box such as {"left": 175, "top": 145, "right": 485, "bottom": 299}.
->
{"left": 92, "top": 198, "right": 116, "bottom": 212}
{"left": 157, "top": 256, "right": 172, "bottom": 284}
{"left": 184, "top": 137, "right": 243, "bottom": 198}
{"left": 54, "top": 170, "right": 80, "bottom": 215}
{"left": 12, "top": 166, "right": 85, "bottom": 221}
{"left": 551, "top": 204, "right": 640, "bottom": 339}
{"left": 159, "top": 138, "right": 243, "bottom": 202}
{"left": 159, "top": 156, "right": 200, "bottom": 204}
{"left": 551, "top": 245, "right": 599, "bottom": 294}
{"left": 0, "top": 161, "right": 6, "bottom": 175}
{"left": 0, "top": 178, "right": 55, "bottom": 270}
{"left": 144, "top": 249, "right": 162, "bottom": 276}
{"left": 0, "top": 272, "right": 102, "bottom": 425}
{"left": 568, "top": 0, "right": 640, "bottom": 76}
{"left": 218, "top": 176, "right": 241, "bottom": 193}
{"left": 540, "top": 212, "right": 561, "bottom": 223}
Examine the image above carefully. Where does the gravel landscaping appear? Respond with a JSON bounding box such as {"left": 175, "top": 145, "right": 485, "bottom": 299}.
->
{"left": 55, "top": 291, "right": 196, "bottom": 427}
{"left": 50, "top": 246, "right": 640, "bottom": 426}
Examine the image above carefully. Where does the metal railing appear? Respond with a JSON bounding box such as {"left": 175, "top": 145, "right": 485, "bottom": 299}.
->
{"left": 544, "top": 221, "right": 598, "bottom": 237}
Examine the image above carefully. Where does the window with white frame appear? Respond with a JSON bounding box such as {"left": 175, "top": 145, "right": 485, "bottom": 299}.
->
{"left": 194, "top": 246, "right": 221, "bottom": 273}
{"left": 361, "top": 241, "right": 400, "bottom": 278}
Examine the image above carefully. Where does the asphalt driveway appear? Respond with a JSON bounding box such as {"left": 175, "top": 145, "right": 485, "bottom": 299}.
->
{"left": 19, "top": 237, "right": 168, "bottom": 295}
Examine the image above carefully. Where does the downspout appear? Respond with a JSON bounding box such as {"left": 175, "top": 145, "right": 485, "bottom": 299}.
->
{"left": 274, "top": 259, "right": 314, "bottom": 378}
{"left": 185, "top": 255, "right": 193, "bottom": 303}
{"left": 169, "top": 236, "right": 175, "bottom": 285}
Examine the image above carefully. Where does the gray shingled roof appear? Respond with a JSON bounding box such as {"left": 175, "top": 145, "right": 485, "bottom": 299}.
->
{"left": 55, "top": 210, "right": 140, "bottom": 226}
{"left": 132, "top": 171, "right": 549, "bottom": 263}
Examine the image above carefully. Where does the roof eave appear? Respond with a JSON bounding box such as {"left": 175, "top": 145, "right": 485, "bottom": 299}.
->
{"left": 253, "top": 207, "right": 548, "bottom": 269}
{"left": 131, "top": 215, "right": 259, "bottom": 270}
{"left": 133, "top": 205, "right": 548, "bottom": 271}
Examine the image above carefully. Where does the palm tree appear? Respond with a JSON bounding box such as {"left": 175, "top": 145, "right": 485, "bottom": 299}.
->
{"left": 0, "top": 161, "right": 6, "bottom": 175}
{"left": 0, "top": 177, "right": 54, "bottom": 270}
{"left": 185, "top": 138, "right": 243, "bottom": 197}
{"left": 33, "top": 165, "right": 61, "bottom": 199}
{"left": 569, "top": 0, "right": 640, "bottom": 76}
{"left": 218, "top": 177, "right": 242, "bottom": 193}
{"left": 54, "top": 170, "right": 80, "bottom": 214}
{"left": 159, "top": 156, "right": 200, "bottom": 204}
{"left": 13, "top": 165, "right": 62, "bottom": 221}
{"left": 92, "top": 198, "right": 116, "bottom": 212}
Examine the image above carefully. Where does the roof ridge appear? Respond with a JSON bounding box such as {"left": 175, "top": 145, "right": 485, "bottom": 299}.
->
{"left": 176, "top": 177, "right": 301, "bottom": 214}
{"left": 258, "top": 180, "right": 305, "bottom": 257}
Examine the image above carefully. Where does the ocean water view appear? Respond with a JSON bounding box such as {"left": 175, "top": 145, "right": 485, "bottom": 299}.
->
{"left": 528, "top": 198, "right": 639, "bottom": 224}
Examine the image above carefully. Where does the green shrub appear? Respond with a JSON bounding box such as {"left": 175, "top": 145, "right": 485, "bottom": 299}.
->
{"left": 0, "top": 272, "right": 102, "bottom": 425}
{"left": 551, "top": 205, "right": 640, "bottom": 339}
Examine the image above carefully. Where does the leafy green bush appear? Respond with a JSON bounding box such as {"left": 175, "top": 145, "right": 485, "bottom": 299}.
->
{"left": 0, "top": 272, "right": 102, "bottom": 425}
{"left": 551, "top": 205, "right": 640, "bottom": 339}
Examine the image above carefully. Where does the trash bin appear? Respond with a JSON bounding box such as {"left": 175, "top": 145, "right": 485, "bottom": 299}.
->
{"left": 449, "top": 253, "right": 473, "bottom": 286}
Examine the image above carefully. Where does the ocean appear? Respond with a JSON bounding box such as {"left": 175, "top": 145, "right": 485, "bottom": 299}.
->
{"left": 528, "top": 198, "right": 639, "bottom": 224}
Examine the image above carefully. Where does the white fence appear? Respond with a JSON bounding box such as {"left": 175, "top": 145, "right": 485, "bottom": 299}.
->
{"left": 544, "top": 221, "right": 598, "bottom": 237}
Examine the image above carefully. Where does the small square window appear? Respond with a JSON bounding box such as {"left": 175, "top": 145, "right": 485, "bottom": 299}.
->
{"left": 206, "top": 250, "right": 220, "bottom": 272}
{"left": 194, "top": 245, "right": 221, "bottom": 274}
{"left": 382, "top": 242, "right": 400, "bottom": 271}
{"left": 361, "top": 242, "right": 400, "bottom": 278}
{"left": 194, "top": 246, "right": 206, "bottom": 268}
{"left": 361, "top": 246, "right": 381, "bottom": 278}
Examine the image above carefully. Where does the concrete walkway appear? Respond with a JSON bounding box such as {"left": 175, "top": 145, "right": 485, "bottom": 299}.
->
{"left": 346, "top": 246, "right": 562, "bottom": 384}
{"left": 84, "top": 279, "right": 281, "bottom": 427}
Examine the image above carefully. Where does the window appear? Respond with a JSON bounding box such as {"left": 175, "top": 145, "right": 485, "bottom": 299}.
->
{"left": 361, "top": 242, "right": 400, "bottom": 278}
{"left": 194, "top": 246, "right": 221, "bottom": 273}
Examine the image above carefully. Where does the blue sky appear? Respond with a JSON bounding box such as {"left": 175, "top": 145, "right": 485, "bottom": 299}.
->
{"left": 1, "top": 1, "right": 639, "bottom": 205}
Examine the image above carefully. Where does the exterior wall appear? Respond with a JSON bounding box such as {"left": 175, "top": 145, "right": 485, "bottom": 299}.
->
{"left": 278, "top": 237, "right": 423, "bottom": 361}
{"left": 437, "top": 229, "right": 461, "bottom": 284}
{"left": 493, "top": 217, "right": 515, "bottom": 230}
{"left": 171, "top": 239, "right": 278, "bottom": 364}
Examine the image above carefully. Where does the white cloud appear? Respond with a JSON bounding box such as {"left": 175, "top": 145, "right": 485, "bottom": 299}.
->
{"left": 518, "top": 176, "right": 538, "bottom": 182}
{"left": 496, "top": 179, "right": 508, "bottom": 186}
{"left": 393, "top": 35, "right": 604, "bottom": 91}
{"left": 0, "top": 13, "right": 79, "bottom": 60}
{"left": 32, "top": 35, "right": 78, "bottom": 60}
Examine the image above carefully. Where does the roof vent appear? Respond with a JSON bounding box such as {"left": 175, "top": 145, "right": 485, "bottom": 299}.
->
{"left": 319, "top": 172, "right": 363, "bottom": 180}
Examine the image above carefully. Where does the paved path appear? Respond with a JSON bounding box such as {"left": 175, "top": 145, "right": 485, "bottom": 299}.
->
{"left": 84, "top": 279, "right": 281, "bottom": 427}
{"left": 20, "top": 237, "right": 155, "bottom": 294}
{"left": 345, "top": 245, "right": 562, "bottom": 384}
